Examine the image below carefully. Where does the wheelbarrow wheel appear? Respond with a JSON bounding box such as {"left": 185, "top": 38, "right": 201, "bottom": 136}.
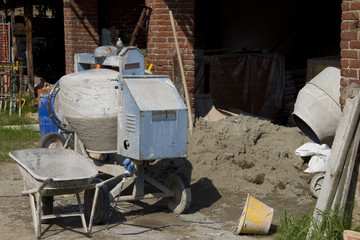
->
{"left": 165, "top": 173, "right": 191, "bottom": 214}
{"left": 38, "top": 132, "right": 66, "bottom": 148}
{"left": 84, "top": 178, "right": 110, "bottom": 224}
{"left": 310, "top": 172, "right": 325, "bottom": 199}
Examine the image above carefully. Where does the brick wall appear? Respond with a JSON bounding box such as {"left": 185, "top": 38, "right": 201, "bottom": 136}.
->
{"left": 341, "top": 0, "right": 360, "bottom": 225}
{"left": 99, "top": 0, "right": 146, "bottom": 47}
{"left": 340, "top": 0, "right": 360, "bottom": 107}
{"left": 62, "top": 0, "right": 196, "bottom": 107}
{"left": 64, "top": 0, "right": 100, "bottom": 74}
{"left": 145, "top": 0, "right": 195, "bottom": 109}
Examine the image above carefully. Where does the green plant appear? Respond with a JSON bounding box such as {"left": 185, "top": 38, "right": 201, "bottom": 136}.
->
{"left": 276, "top": 208, "right": 354, "bottom": 240}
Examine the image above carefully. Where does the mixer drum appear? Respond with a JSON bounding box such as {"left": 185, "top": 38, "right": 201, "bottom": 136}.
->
{"left": 59, "top": 68, "right": 119, "bottom": 152}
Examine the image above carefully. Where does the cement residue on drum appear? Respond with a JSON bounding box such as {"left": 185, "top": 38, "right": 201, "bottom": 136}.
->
{"left": 66, "top": 117, "right": 117, "bottom": 152}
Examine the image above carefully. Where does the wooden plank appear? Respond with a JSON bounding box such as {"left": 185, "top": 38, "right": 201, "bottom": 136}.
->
{"left": 335, "top": 118, "right": 360, "bottom": 216}
{"left": 169, "top": 10, "right": 193, "bottom": 134}
{"left": 308, "top": 94, "right": 360, "bottom": 238}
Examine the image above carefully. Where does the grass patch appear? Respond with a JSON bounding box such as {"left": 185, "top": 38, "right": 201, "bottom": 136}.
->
{"left": 275, "top": 209, "right": 356, "bottom": 240}
{"left": 0, "top": 95, "right": 40, "bottom": 162}
{"left": 0, "top": 113, "right": 37, "bottom": 126}
{"left": 0, "top": 127, "right": 40, "bottom": 163}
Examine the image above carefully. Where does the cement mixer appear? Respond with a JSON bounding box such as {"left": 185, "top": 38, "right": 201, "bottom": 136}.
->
{"left": 41, "top": 46, "right": 191, "bottom": 223}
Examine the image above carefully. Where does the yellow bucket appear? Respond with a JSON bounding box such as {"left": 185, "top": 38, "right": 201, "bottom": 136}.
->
{"left": 234, "top": 194, "right": 274, "bottom": 235}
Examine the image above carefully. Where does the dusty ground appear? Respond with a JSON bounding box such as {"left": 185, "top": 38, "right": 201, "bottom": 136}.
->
{"left": 0, "top": 114, "right": 317, "bottom": 239}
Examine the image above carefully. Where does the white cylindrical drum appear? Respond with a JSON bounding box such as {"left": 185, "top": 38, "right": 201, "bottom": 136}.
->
{"left": 293, "top": 67, "right": 342, "bottom": 146}
{"left": 59, "top": 68, "right": 119, "bottom": 152}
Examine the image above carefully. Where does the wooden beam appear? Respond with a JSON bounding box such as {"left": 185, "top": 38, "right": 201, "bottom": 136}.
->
{"left": 24, "top": 0, "right": 34, "bottom": 98}
{"left": 169, "top": 10, "right": 193, "bottom": 135}
{"left": 307, "top": 94, "right": 360, "bottom": 238}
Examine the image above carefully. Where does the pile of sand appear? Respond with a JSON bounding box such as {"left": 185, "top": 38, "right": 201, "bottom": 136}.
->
{"left": 148, "top": 113, "right": 315, "bottom": 202}
{"left": 185, "top": 114, "right": 313, "bottom": 199}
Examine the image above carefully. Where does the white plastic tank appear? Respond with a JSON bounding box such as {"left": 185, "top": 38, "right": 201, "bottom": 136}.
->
{"left": 59, "top": 68, "right": 119, "bottom": 152}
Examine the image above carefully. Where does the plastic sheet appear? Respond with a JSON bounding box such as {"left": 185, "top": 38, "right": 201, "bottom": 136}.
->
{"left": 209, "top": 53, "right": 285, "bottom": 121}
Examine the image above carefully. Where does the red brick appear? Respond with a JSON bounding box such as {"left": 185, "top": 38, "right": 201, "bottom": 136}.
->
{"left": 341, "top": 40, "right": 350, "bottom": 50}
{"left": 352, "top": 2, "right": 360, "bottom": 10}
{"left": 350, "top": 40, "right": 360, "bottom": 49}
{"left": 342, "top": 11, "right": 360, "bottom": 20}
{"left": 342, "top": 31, "right": 358, "bottom": 40}
{"left": 349, "top": 59, "right": 360, "bottom": 68}
{"left": 341, "top": 49, "right": 359, "bottom": 58}
{"left": 342, "top": 68, "right": 358, "bottom": 78}
{"left": 343, "top": 2, "right": 351, "bottom": 11}
{"left": 342, "top": 59, "right": 350, "bottom": 68}
{"left": 151, "top": 3, "right": 169, "bottom": 9}
{"left": 341, "top": 77, "right": 349, "bottom": 87}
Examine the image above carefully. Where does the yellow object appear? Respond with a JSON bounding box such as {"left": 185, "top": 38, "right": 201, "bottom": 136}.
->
{"left": 21, "top": 98, "right": 25, "bottom": 108}
{"left": 0, "top": 61, "right": 18, "bottom": 70}
{"left": 29, "top": 112, "right": 39, "bottom": 122}
{"left": 147, "top": 63, "right": 153, "bottom": 71}
{"left": 16, "top": 98, "right": 26, "bottom": 108}
{"left": 234, "top": 194, "right": 274, "bottom": 235}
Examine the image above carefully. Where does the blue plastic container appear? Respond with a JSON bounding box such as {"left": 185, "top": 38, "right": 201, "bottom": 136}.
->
{"left": 38, "top": 93, "right": 60, "bottom": 136}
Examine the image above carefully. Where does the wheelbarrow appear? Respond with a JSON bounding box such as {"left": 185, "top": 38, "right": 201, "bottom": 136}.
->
{"left": 8, "top": 148, "right": 123, "bottom": 239}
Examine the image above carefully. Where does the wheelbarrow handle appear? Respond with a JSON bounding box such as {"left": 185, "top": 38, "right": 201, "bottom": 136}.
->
{"left": 21, "top": 178, "right": 54, "bottom": 195}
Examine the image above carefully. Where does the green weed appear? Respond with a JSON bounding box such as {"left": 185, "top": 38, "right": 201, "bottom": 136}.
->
{"left": 275, "top": 208, "right": 356, "bottom": 240}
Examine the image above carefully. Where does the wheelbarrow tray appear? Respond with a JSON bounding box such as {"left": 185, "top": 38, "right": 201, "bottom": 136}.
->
{"left": 9, "top": 148, "right": 98, "bottom": 196}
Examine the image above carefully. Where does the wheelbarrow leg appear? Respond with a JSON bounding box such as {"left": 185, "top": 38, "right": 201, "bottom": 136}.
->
{"left": 87, "top": 186, "right": 100, "bottom": 233}
{"left": 75, "top": 193, "right": 87, "bottom": 233}
{"left": 22, "top": 178, "right": 53, "bottom": 239}
{"left": 29, "top": 192, "right": 42, "bottom": 239}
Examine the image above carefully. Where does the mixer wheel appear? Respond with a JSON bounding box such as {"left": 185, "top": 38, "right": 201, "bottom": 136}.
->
{"left": 38, "top": 132, "right": 66, "bottom": 148}
{"left": 84, "top": 178, "right": 110, "bottom": 224}
{"left": 310, "top": 172, "right": 325, "bottom": 199}
{"left": 165, "top": 173, "right": 191, "bottom": 214}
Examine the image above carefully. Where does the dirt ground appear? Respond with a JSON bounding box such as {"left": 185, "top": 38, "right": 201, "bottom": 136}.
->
{"left": 0, "top": 114, "right": 317, "bottom": 239}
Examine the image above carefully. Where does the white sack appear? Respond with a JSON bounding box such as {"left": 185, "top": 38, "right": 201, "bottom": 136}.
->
{"left": 295, "top": 142, "right": 330, "bottom": 173}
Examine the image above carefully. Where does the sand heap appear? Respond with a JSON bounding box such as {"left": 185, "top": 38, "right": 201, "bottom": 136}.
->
{"left": 185, "top": 114, "right": 313, "bottom": 199}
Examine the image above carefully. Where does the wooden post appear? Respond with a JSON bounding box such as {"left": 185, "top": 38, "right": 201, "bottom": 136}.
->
{"left": 169, "top": 10, "right": 193, "bottom": 134}
{"left": 24, "top": 0, "right": 35, "bottom": 98}
{"left": 19, "top": 63, "right": 22, "bottom": 117}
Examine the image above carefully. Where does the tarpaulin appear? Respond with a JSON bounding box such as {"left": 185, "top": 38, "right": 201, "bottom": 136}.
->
{"left": 209, "top": 53, "right": 285, "bottom": 121}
